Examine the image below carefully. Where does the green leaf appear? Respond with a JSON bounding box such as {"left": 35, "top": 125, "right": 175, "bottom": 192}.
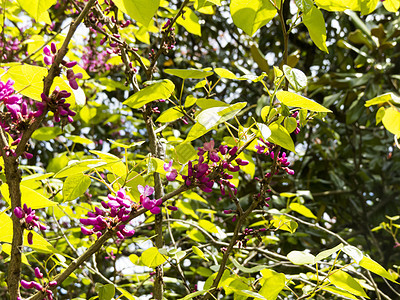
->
{"left": 32, "top": 127, "right": 62, "bottom": 141}
{"left": 63, "top": 173, "right": 91, "bottom": 201}
{"left": 276, "top": 91, "right": 332, "bottom": 113}
{"left": 259, "top": 270, "right": 286, "bottom": 300}
{"left": 250, "top": 43, "right": 269, "bottom": 73}
{"left": 283, "top": 65, "right": 307, "bottom": 91}
{"left": 187, "top": 229, "right": 206, "bottom": 242}
{"left": 176, "top": 8, "right": 201, "bottom": 36}
{"left": 294, "top": 0, "right": 314, "bottom": 14}
{"left": 1, "top": 243, "right": 29, "bottom": 265}
{"left": 315, "top": 244, "right": 343, "bottom": 262}
{"left": 67, "top": 135, "right": 94, "bottom": 145}
{"left": 229, "top": 288, "right": 267, "bottom": 300}
{"left": 261, "top": 106, "right": 277, "bottom": 122}
{"left": 329, "top": 270, "right": 369, "bottom": 298}
{"left": 342, "top": 245, "right": 363, "bottom": 264}
{"left": 108, "top": 140, "right": 145, "bottom": 149}
{"left": 112, "top": 0, "right": 160, "bottom": 26}
{"left": 54, "top": 159, "right": 104, "bottom": 178}
{"left": 175, "top": 143, "right": 197, "bottom": 164}
{"left": 376, "top": 107, "right": 385, "bottom": 125}
{"left": 1, "top": 184, "right": 56, "bottom": 209}
{"left": 314, "top": 0, "right": 359, "bottom": 11}
{"left": 321, "top": 286, "right": 357, "bottom": 299}
{"left": 198, "top": 219, "right": 218, "bottom": 233}
{"left": 116, "top": 287, "right": 137, "bottom": 300}
{"left": 287, "top": 250, "right": 315, "bottom": 265}
{"left": 192, "top": 246, "right": 209, "bottom": 261}
{"left": 95, "top": 283, "right": 115, "bottom": 300}
{"left": 123, "top": 79, "right": 175, "bottom": 109}
{"left": 214, "top": 68, "right": 239, "bottom": 80}
{"left": 365, "top": 93, "right": 394, "bottom": 107}
{"left": 79, "top": 106, "right": 97, "bottom": 124}
{"left": 359, "top": 256, "right": 398, "bottom": 283}
{"left": 383, "top": 0, "right": 400, "bottom": 12}
{"left": 196, "top": 98, "right": 229, "bottom": 109}
{"left": 156, "top": 107, "right": 184, "bottom": 123}
{"left": 1, "top": 65, "right": 75, "bottom": 102}
{"left": 178, "top": 289, "right": 213, "bottom": 300}
{"left": 230, "top": 0, "right": 278, "bottom": 36}
{"left": 289, "top": 203, "right": 317, "bottom": 219}
{"left": 185, "top": 95, "right": 198, "bottom": 107}
{"left": 17, "top": 0, "right": 55, "bottom": 24}
{"left": 185, "top": 102, "right": 246, "bottom": 142}
{"left": 303, "top": 6, "right": 329, "bottom": 53}
{"left": 182, "top": 191, "right": 208, "bottom": 204}
{"left": 164, "top": 68, "right": 213, "bottom": 79}
{"left": 270, "top": 215, "right": 298, "bottom": 233}
{"left": 141, "top": 247, "right": 167, "bottom": 268}
{"left": 268, "top": 122, "right": 296, "bottom": 153}
{"left": 382, "top": 107, "right": 400, "bottom": 136}
{"left": 284, "top": 117, "right": 298, "bottom": 134}
{"left": 256, "top": 123, "right": 272, "bottom": 141}
{"left": 230, "top": 257, "right": 267, "bottom": 273}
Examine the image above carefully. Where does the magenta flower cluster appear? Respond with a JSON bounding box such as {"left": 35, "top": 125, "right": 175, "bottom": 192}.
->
{"left": 14, "top": 204, "right": 46, "bottom": 245}
{"left": 37, "top": 87, "right": 76, "bottom": 123}
{"left": 20, "top": 267, "right": 57, "bottom": 300}
{"left": 0, "top": 79, "right": 23, "bottom": 121}
{"left": 139, "top": 185, "right": 162, "bottom": 214}
{"left": 43, "top": 42, "right": 82, "bottom": 90}
{"left": 182, "top": 140, "right": 249, "bottom": 196}
{"left": 80, "top": 188, "right": 135, "bottom": 240}
{"left": 255, "top": 139, "right": 295, "bottom": 176}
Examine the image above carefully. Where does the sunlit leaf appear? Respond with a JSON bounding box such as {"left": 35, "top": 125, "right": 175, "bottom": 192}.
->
{"left": 112, "top": 0, "right": 160, "bottom": 26}
{"left": 141, "top": 247, "right": 167, "bottom": 268}
{"left": 124, "top": 79, "right": 175, "bottom": 109}
{"left": 303, "top": 6, "right": 329, "bottom": 53}
{"left": 329, "top": 270, "right": 369, "bottom": 298}
{"left": 230, "top": 0, "right": 278, "bottom": 36}
{"left": 276, "top": 91, "right": 332, "bottom": 112}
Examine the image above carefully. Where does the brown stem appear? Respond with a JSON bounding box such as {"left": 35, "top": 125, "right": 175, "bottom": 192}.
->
{"left": 148, "top": 0, "right": 190, "bottom": 78}
{"left": 6, "top": 1, "right": 96, "bottom": 298}
{"left": 5, "top": 156, "right": 23, "bottom": 300}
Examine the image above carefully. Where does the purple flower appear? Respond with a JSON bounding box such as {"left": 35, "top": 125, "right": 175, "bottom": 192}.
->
{"left": 34, "top": 267, "right": 43, "bottom": 279}
{"left": 164, "top": 160, "right": 178, "bottom": 181}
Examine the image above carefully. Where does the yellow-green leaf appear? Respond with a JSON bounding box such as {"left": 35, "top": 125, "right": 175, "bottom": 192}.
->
{"left": 165, "top": 68, "right": 213, "bottom": 79}
{"left": 1, "top": 184, "right": 56, "bottom": 209}
{"left": 268, "top": 122, "right": 296, "bottom": 153}
{"left": 141, "top": 247, "right": 167, "bottom": 268}
{"left": 329, "top": 270, "right": 369, "bottom": 298}
{"left": 124, "top": 79, "right": 175, "bottom": 109}
{"left": 192, "top": 246, "right": 209, "bottom": 261}
{"left": 63, "top": 173, "right": 91, "bottom": 201}
{"left": 230, "top": 0, "right": 278, "bottom": 36}
{"left": 287, "top": 250, "right": 315, "bottom": 265}
{"left": 359, "top": 256, "right": 398, "bottom": 283}
{"left": 383, "top": 0, "right": 400, "bottom": 12}
{"left": 177, "top": 8, "right": 201, "bottom": 36}
{"left": 214, "top": 68, "right": 239, "bottom": 80}
{"left": 276, "top": 91, "right": 332, "bottom": 112}
{"left": 17, "top": 0, "right": 55, "bottom": 24}
{"left": 156, "top": 107, "right": 184, "bottom": 123}
{"left": 198, "top": 219, "right": 218, "bottom": 233}
{"left": 382, "top": 107, "right": 400, "bottom": 136}
{"left": 303, "top": 6, "right": 329, "bottom": 53}
{"left": 112, "top": 0, "right": 160, "bottom": 26}
{"left": 289, "top": 203, "right": 317, "bottom": 219}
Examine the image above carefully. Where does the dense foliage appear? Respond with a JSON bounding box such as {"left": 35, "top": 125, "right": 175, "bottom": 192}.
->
{"left": 1, "top": 0, "right": 400, "bottom": 299}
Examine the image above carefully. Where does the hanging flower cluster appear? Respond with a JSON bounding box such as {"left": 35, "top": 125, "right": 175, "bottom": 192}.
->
{"left": 20, "top": 267, "right": 57, "bottom": 300}
{"left": 14, "top": 204, "right": 47, "bottom": 245}
{"left": 182, "top": 140, "right": 249, "bottom": 196}
{"left": 80, "top": 188, "right": 135, "bottom": 240}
